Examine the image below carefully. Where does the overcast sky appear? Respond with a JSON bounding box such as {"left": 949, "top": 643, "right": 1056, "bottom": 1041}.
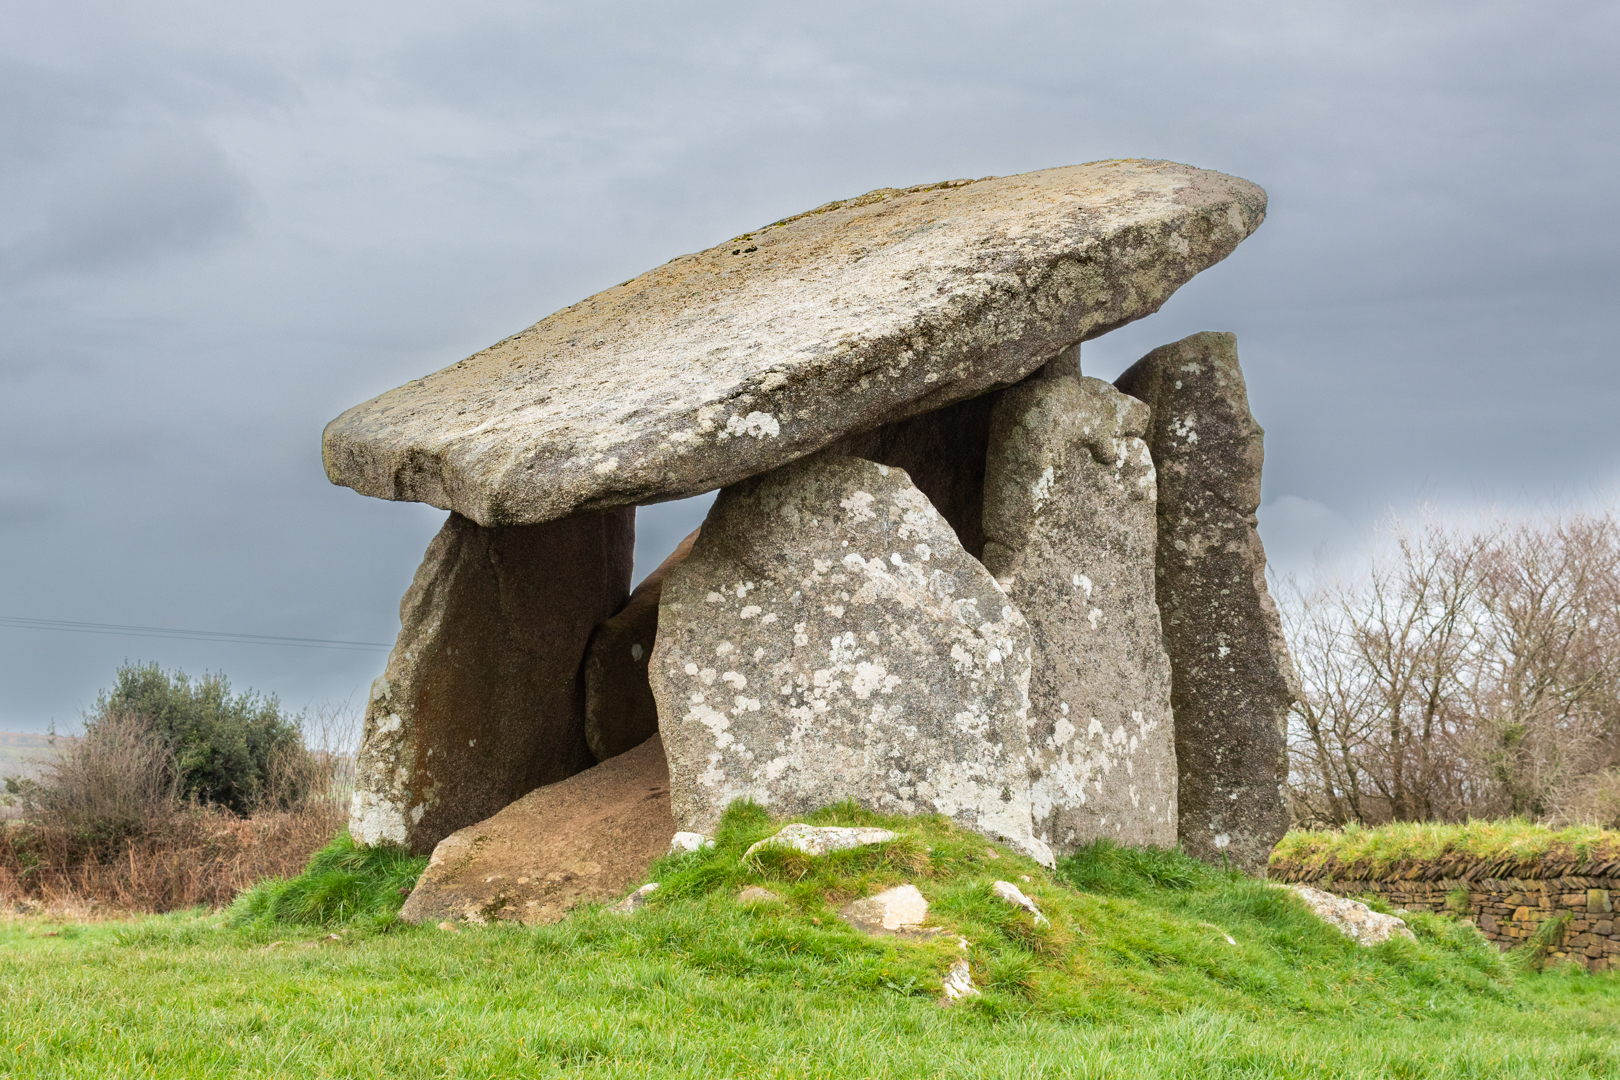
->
{"left": 2, "top": 1, "right": 1616, "bottom": 733}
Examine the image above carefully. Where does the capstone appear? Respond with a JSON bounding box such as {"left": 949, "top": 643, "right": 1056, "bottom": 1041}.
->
{"left": 323, "top": 162, "right": 1265, "bottom": 527}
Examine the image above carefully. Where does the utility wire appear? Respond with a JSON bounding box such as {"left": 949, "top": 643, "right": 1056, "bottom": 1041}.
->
{"left": 0, "top": 615, "right": 393, "bottom": 652}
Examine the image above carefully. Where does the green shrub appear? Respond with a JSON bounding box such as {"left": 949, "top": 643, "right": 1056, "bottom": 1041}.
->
{"left": 95, "top": 662, "right": 307, "bottom": 815}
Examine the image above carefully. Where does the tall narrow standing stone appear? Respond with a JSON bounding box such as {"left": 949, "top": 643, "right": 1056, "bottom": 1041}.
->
{"left": 983, "top": 368, "right": 1177, "bottom": 854}
{"left": 1114, "top": 332, "right": 1297, "bottom": 873}
{"left": 350, "top": 508, "right": 634, "bottom": 853}
{"left": 650, "top": 452, "right": 1050, "bottom": 864}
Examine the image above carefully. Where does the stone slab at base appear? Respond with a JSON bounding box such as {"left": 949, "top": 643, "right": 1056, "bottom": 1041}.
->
{"left": 399, "top": 735, "right": 672, "bottom": 925}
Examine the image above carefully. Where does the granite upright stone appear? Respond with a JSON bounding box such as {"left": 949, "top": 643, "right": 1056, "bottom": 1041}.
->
{"left": 1114, "top": 332, "right": 1297, "bottom": 873}
{"left": 350, "top": 508, "right": 634, "bottom": 853}
{"left": 983, "top": 369, "right": 1176, "bottom": 854}
{"left": 650, "top": 452, "right": 1050, "bottom": 864}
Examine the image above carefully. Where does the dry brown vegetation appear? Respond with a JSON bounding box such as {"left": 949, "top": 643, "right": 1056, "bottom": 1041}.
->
{"left": 1282, "top": 511, "right": 1620, "bottom": 828}
{"left": 1, "top": 702, "right": 354, "bottom": 915}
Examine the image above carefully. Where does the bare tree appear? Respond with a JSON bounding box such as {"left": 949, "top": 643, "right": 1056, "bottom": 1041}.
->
{"left": 1282, "top": 510, "right": 1620, "bottom": 826}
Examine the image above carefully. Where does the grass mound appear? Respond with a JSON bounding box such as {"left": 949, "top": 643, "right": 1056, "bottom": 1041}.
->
{"left": 228, "top": 830, "right": 425, "bottom": 929}
{"left": 613, "top": 801, "right": 1515, "bottom": 1020}
{"left": 1271, "top": 820, "right": 1620, "bottom": 880}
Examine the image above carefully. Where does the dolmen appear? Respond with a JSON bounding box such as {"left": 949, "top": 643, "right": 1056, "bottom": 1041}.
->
{"left": 323, "top": 159, "right": 1298, "bottom": 920}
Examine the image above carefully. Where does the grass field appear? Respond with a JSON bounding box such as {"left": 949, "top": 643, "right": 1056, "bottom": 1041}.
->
{"left": 4, "top": 804, "right": 1619, "bottom": 1078}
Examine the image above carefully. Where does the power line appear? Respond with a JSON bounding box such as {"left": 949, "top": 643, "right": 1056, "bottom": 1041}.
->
{"left": 0, "top": 615, "right": 393, "bottom": 652}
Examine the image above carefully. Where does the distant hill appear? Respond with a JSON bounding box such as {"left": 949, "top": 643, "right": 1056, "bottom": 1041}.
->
{"left": 0, "top": 731, "right": 65, "bottom": 773}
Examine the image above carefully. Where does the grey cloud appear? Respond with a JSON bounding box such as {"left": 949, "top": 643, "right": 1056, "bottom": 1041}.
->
{"left": 0, "top": 475, "right": 57, "bottom": 527}
{"left": 0, "top": 0, "right": 1614, "bottom": 732}
{"left": 1, "top": 129, "right": 256, "bottom": 280}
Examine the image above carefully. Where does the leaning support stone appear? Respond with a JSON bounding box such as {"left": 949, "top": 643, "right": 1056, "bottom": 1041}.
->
{"left": 582, "top": 528, "right": 699, "bottom": 762}
{"left": 1114, "top": 332, "right": 1297, "bottom": 873}
{"left": 350, "top": 508, "right": 634, "bottom": 853}
{"left": 651, "top": 452, "right": 1051, "bottom": 864}
{"left": 983, "top": 367, "right": 1176, "bottom": 855}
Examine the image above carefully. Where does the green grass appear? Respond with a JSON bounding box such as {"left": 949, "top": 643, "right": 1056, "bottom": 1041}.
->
{"left": 1271, "top": 821, "right": 1620, "bottom": 878}
{"left": 228, "top": 831, "right": 426, "bottom": 930}
{"left": 3, "top": 803, "right": 1619, "bottom": 1078}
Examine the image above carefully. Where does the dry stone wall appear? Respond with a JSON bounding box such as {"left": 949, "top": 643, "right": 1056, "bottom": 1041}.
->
{"left": 1269, "top": 858, "right": 1620, "bottom": 970}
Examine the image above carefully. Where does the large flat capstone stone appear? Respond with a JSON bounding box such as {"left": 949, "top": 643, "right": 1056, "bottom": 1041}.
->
{"left": 1114, "top": 332, "right": 1297, "bottom": 873}
{"left": 649, "top": 452, "right": 1051, "bottom": 864}
{"left": 400, "top": 735, "right": 673, "bottom": 925}
{"left": 350, "top": 508, "right": 633, "bottom": 854}
{"left": 323, "top": 161, "right": 1265, "bottom": 526}
{"left": 982, "top": 369, "right": 1177, "bottom": 854}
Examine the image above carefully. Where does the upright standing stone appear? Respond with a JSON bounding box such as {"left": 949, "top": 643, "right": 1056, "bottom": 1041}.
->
{"left": 833, "top": 391, "right": 1001, "bottom": 560}
{"left": 350, "top": 508, "right": 634, "bottom": 853}
{"left": 650, "top": 453, "right": 1051, "bottom": 864}
{"left": 1114, "top": 332, "right": 1297, "bottom": 873}
{"left": 982, "top": 368, "right": 1177, "bottom": 854}
{"left": 830, "top": 345, "right": 1079, "bottom": 561}
{"left": 582, "top": 528, "right": 699, "bottom": 762}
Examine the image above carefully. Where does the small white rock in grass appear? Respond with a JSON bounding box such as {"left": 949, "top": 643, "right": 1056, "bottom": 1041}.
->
{"left": 941, "top": 958, "right": 980, "bottom": 1003}
{"left": 991, "top": 880, "right": 1049, "bottom": 926}
{"left": 1287, "top": 885, "right": 1415, "bottom": 946}
{"left": 737, "top": 886, "right": 784, "bottom": 905}
{"left": 670, "top": 831, "right": 715, "bottom": 854}
{"left": 741, "top": 824, "right": 897, "bottom": 862}
{"left": 610, "top": 882, "right": 659, "bottom": 915}
{"left": 839, "top": 884, "right": 930, "bottom": 935}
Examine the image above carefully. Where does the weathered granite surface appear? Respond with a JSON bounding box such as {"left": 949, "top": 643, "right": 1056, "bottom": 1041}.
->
{"left": 982, "top": 370, "right": 1176, "bottom": 854}
{"left": 350, "top": 508, "right": 634, "bottom": 853}
{"left": 741, "top": 823, "right": 898, "bottom": 861}
{"left": 1115, "top": 332, "right": 1296, "bottom": 873}
{"left": 1287, "top": 885, "right": 1415, "bottom": 946}
{"left": 840, "top": 884, "right": 930, "bottom": 935}
{"left": 582, "top": 528, "right": 699, "bottom": 762}
{"left": 832, "top": 390, "right": 1001, "bottom": 560}
{"left": 323, "top": 162, "right": 1266, "bottom": 526}
{"left": 650, "top": 452, "right": 1051, "bottom": 864}
{"left": 400, "top": 735, "right": 672, "bottom": 925}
